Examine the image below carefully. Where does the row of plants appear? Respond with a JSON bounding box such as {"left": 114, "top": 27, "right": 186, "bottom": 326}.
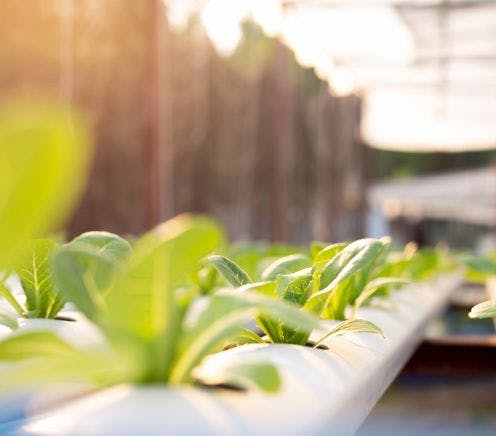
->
{"left": 0, "top": 212, "right": 454, "bottom": 397}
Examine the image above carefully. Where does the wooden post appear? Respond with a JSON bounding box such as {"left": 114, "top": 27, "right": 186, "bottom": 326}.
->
{"left": 270, "top": 44, "right": 290, "bottom": 242}
{"left": 354, "top": 97, "right": 368, "bottom": 237}
{"left": 144, "top": 0, "right": 163, "bottom": 229}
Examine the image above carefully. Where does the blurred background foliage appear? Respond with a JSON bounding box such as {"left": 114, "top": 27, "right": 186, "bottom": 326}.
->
{"left": 373, "top": 149, "right": 496, "bottom": 180}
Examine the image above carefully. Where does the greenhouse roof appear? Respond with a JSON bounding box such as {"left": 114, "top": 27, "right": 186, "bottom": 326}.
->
{"left": 168, "top": 0, "right": 496, "bottom": 151}
{"left": 280, "top": 0, "right": 496, "bottom": 151}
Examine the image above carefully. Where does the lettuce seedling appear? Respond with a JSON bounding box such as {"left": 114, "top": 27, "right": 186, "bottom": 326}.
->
{"left": 304, "top": 238, "right": 389, "bottom": 319}
{"left": 209, "top": 242, "right": 385, "bottom": 347}
{"left": 0, "top": 232, "right": 130, "bottom": 325}
{"left": 0, "top": 215, "right": 319, "bottom": 394}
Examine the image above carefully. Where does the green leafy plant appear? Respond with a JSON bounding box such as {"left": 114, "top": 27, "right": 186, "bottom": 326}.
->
{"left": 50, "top": 231, "right": 132, "bottom": 321}
{"left": 0, "top": 101, "right": 90, "bottom": 323}
{"left": 0, "top": 232, "right": 130, "bottom": 325}
{"left": 0, "top": 215, "right": 320, "bottom": 393}
{"left": 306, "top": 238, "right": 387, "bottom": 320}
{"left": 209, "top": 238, "right": 388, "bottom": 347}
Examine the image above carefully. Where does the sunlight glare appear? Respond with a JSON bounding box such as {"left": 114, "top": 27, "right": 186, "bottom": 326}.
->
{"left": 201, "top": 0, "right": 250, "bottom": 56}
{"left": 362, "top": 90, "right": 496, "bottom": 151}
{"left": 173, "top": 1, "right": 414, "bottom": 97}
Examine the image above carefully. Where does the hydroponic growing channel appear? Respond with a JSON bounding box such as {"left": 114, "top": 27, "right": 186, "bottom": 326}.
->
{"left": 0, "top": 212, "right": 462, "bottom": 435}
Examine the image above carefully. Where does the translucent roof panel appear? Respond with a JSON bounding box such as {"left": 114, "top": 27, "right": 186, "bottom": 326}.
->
{"left": 362, "top": 89, "right": 496, "bottom": 151}
{"left": 165, "top": 0, "right": 496, "bottom": 151}
{"left": 278, "top": 0, "right": 496, "bottom": 151}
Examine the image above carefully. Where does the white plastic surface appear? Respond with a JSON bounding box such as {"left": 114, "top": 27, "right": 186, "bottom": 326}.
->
{"left": 0, "top": 312, "right": 103, "bottom": 424}
{"left": 16, "top": 272, "right": 462, "bottom": 436}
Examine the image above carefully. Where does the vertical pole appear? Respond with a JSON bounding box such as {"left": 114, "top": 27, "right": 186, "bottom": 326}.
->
{"left": 270, "top": 44, "right": 289, "bottom": 242}
{"left": 145, "top": 0, "right": 163, "bottom": 229}
{"left": 355, "top": 97, "right": 368, "bottom": 237}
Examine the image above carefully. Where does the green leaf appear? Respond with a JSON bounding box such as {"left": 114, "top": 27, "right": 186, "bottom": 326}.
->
{"left": 347, "top": 267, "right": 373, "bottom": 305}
{"left": 310, "top": 241, "right": 327, "bottom": 260}
{"left": 51, "top": 243, "right": 119, "bottom": 321}
{"left": 0, "top": 279, "right": 24, "bottom": 316}
{"left": 242, "top": 292, "right": 321, "bottom": 345}
{"left": 70, "top": 231, "right": 132, "bottom": 264}
{"left": 170, "top": 304, "right": 256, "bottom": 384}
{"left": 313, "top": 242, "right": 348, "bottom": 267}
{"left": 0, "top": 308, "right": 18, "bottom": 329}
{"left": 170, "top": 292, "right": 321, "bottom": 383}
{"left": 195, "top": 264, "right": 218, "bottom": 294}
{"left": 257, "top": 315, "right": 282, "bottom": 344}
{"left": 0, "top": 331, "right": 79, "bottom": 361}
{"left": 276, "top": 271, "right": 312, "bottom": 306}
{"left": 309, "top": 239, "right": 385, "bottom": 303}
{"left": 17, "top": 239, "right": 60, "bottom": 318}
{"left": 352, "top": 277, "right": 410, "bottom": 317}
{"left": 235, "top": 273, "right": 315, "bottom": 345}
{"left": 0, "top": 102, "right": 90, "bottom": 268}
{"left": 208, "top": 255, "right": 251, "bottom": 287}
{"left": 261, "top": 254, "right": 312, "bottom": 281}
{"left": 105, "top": 215, "right": 223, "bottom": 382}
{"left": 469, "top": 300, "right": 496, "bottom": 319}
{"left": 227, "top": 328, "right": 265, "bottom": 345}
{"left": 213, "top": 362, "right": 281, "bottom": 393}
{"left": 321, "top": 280, "right": 350, "bottom": 320}
{"left": 234, "top": 281, "right": 277, "bottom": 297}
{"left": 314, "top": 318, "right": 384, "bottom": 348}
{"left": 262, "top": 270, "right": 314, "bottom": 344}
{"left": 50, "top": 232, "right": 131, "bottom": 321}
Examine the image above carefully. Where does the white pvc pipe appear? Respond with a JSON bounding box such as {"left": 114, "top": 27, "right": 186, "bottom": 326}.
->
{"left": 15, "top": 272, "right": 461, "bottom": 436}
{"left": 0, "top": 312, "right": 103, "bottom": 424}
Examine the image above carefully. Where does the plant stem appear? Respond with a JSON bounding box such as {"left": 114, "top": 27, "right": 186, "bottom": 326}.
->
{"left": 0, "top": 280, "right": 25, "bottom": 316}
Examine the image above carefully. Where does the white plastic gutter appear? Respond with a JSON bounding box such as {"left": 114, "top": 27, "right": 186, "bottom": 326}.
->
{"left": 0, "top": 311, "right": 102, "bottom": 423}
{"left": 7, "top": 272, "right": 462, "bottom": 436}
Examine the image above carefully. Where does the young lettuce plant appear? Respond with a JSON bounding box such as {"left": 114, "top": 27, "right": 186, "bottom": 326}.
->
{"left": 209, "top": 240, "right": 386, "bottom": 348}
{"left": 346, "top": 242, "right": 413, "bottom": 316}
{"left": 304, "top": 238, "right": 400, "bottom": 321}
{"left": 191, "top": 243, "right": 303, "bottom": 295}
{"left": 0, "top": 232, "right": 131, "bottom": 326}
{"left": 0, "top": 215, "right": 320, "bottom": 394}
